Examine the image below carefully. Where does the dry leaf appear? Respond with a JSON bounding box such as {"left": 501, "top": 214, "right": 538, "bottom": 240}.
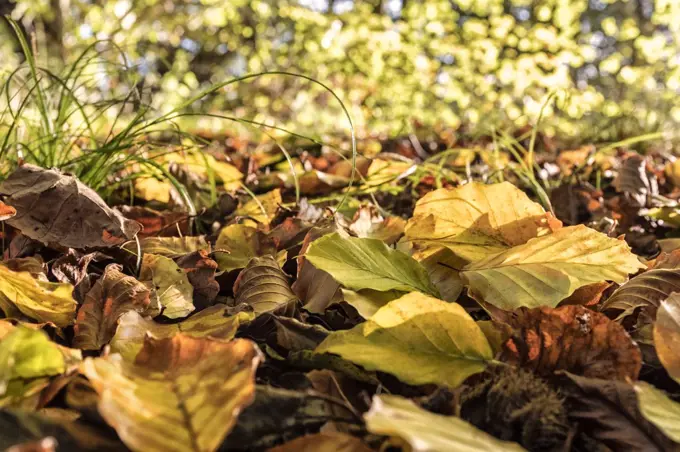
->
{"left": 653, "top": 292, "right": 680, "bottom": 384}
{"left": 0, "top": 165, "right": 140, "bottom": 247}
{"left": 500, "top": 305, "right": 641, "bottom": 380}
{"left": 233, "top": 256, "right": 298, "bottom": 315}
{"left": 175, "top": 250, "right": 220, "bottom": 309}
{"left": 268, "top": 433, "right": 373, "bottom": 452}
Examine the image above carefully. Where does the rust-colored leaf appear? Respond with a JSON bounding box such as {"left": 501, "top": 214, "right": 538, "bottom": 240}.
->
{"left": 175, "top": 250, "right": 220, "bottom": 309}
{"left": 500, "top": 305, "right": 641, "bottom": 380}
{"left": 73, "top": 264, "right": 156, "bottom": 350}
{"left": 0, "top": 200, "right": 17, "bottom": 221}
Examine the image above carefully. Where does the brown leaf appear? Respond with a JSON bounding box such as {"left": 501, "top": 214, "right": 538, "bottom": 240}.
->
{"left": 557, "top": 372, "right": 677, "bottom": 451}
{"left": 654, "top": 292, "right": 680, "bottom": 384}
{"left": 347, "top": 205, "right": 405, "bottom": 245}
{"left": 500, "top": 305, "right": 641, "bottom": 380}
{"left": 559, "top": 281, "right": 613, "bottom": 307}
{"left": 175, "top": 250, "right": 220, "bottom": 309}
{"left": 267, "top": 433, "right": 373, "bottom": 452}
{"left": 0, "top": 165, "right": 140, "bottom": 248}
{"left": 614, "top": 153, "right": 658, "bottom": 208}
{"left": 73, "top": 264, "right": 155, "bottom": 350}
{"left": 550, "top": 182, "right": 603, "bottom": 226}
{"left": 293, "top": 228, "right": 342, "bottom": 313}
{"left": 117, "top": 206, "right": 189, "bottom": 238}
{"left": 601, "top": 268, "right": 680, "bottom": 320}
{"left": 233, "top": 256, "right": 299, "bottom": 315}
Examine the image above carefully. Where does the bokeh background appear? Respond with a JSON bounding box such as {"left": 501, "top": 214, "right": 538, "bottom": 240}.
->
{"left": 2, "top": 0, "right": 680, "bottom": 141}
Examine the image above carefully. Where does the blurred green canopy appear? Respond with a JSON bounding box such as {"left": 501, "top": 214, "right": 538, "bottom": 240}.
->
{"left": 2, "top": 0, "right": 680, "bottom": 141}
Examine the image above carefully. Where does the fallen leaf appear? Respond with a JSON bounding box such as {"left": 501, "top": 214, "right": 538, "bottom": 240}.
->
{"left": 0, "top": 165, "right": 140, "bottom": 247}
{"left": 614, "top": 153, "right": 658, "bottom": 207}
{"left": 0, "top": 265, "right": 77, "bottom": 327}
{"left": 315, "top": 292, "right": 492, "bottom": 387}
{"left": 305, "top": 232, "right": 439, "bottom": 296}
{"left": 417, "top": 246, "right": 465, "bottom": 302}
{"left": 461, "top": 225, "right": 645, "bottom": 309}
{"left": 292, "top": 228, "right": 342, "bottom": 313}
{"left": 118, "top": 206, "right": 189, "bottom": 238}
{"left": 653, "top": 293, "right": 680, "bottom": 383}
{"left": 341, "top": 288, "right": 404, "bottom": 319}
{"left": 347, "top": 205, "right": 405, "bottom": 245}
{"left": 73, "top": 264, "right": 156, "bottom": 350}
{"left": 557, "top": 372, "right": 676, "bottom": 451}
{"left": 365, "top": 394, "right": 526, "bottom": 451}
{"left": 635, "top": 382, "right": 680, "bottom": 443}
{"left": 110, "top": 307, "right": 253, "bottom": 360}
{"left": 166, "top": 149, "right": 243, "bottom": 191}
{"left": 81, "top": 334, "right": 261, "bottom": 452}
{"left": 665, "top": 159, "right": 680, "bottom": 187}
{"left": 233, "top": 256, "right": 299, "bottom": 315}
{"left": 139, "top": 253, "right": 195, "bottom": 319}
{"left": 175, "top": 250, "right": 220, "bottom": 309}
{"left": 268, "top": 433, "right": 373, "bottom": 452}
{"left": 500, "top": 305, "right": 641, "bottom": 380}
{"left": 225, "top": 385, "right": 336, "bottom": 450}
{"left": 601, "top": 268, "right": 680, "bottom": 320}
{"left": 214, "top": 224, "right": 277, "bottom": 272}
{"left": 0, "top": 200, "right": 16, "bottom": 221}
{"left": 236, "top": 189, "right": 282, "bottom": 225}
{"left": 130, "top": 236, "right": 210, "bottom": 258}
{"left": 404, "top": 182, "right": 552, "bottom": 262}
{"left": 559, "top": 281, "right": 612, "bottom": 307}
{"left": 3, "top": 256, "right": 48, "bottom": 281}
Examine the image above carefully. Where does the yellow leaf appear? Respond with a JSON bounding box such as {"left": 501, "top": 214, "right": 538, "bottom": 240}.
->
{"left": 236, "top": 189, "right": 282, "bottom": 225}
{"left": 0, "top": 265, "right": 77, "bottom": 327}
{"left": 654, "top": 293, "right": 680, "bottom": 384}
{"left": 139, "top": 254, "right": 195, "bottom": 319}
{"left": 461, "top": 225, "right": 646, "bottom": 309}
{"left": 81, "top": 335, "right": 261, "bottom": 452}
{"left": 315, "top": 292, "right": 492, "bottom": 387}
{"left": 405, "top": 182, "right": 552, "bottom": 262}
{"left": 166, "top": 151, "right": 243, "bottom": 191}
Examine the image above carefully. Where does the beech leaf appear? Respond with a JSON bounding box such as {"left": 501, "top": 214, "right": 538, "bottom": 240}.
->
{"left": 233, "top": 256, "right": 298, "bottom": 315}
{"left": 268, "top": 432, "right": 373, "bottom": 452}
{"left": 110, "top": 307, "right": 254, "bottom": 360}
{"left": 315, "top": 292, "right": 492, "bottom": 387}
{"left": 365, "top": 394, "right": 526, "bottom": 451}
{"left": 653, "top": 293, "right": 680, "bottom": 383}
{"left": 636, "top": 382, "right": 680, "bottom": 443}
{"left": 214, "top": 224, "right": 277, "bottom": 272}
{"left": 139, "top": 254, "right": 195, "bottom": 319}
{"left": 73, "top": 264, "right": 156, "bottom": 350}
{"left": 462, "top": 225, "right": 645, "bottom": 309}
{"left": 405, "top": 182, "right": 552, "bottom": 262}
{"left": 0, "top": 164, "right": 140, "bottom": 247}
{"left": 81, "top": 334, "right": 261, "bottom": 452}
{"left": 305, "top": 233, "right": 439, "bottom": 296}
{"left": 0, "top": 264, "right": 77, "bottom": 327}
{"left": 601, "top": 268, "right": 680, "bottom": 320}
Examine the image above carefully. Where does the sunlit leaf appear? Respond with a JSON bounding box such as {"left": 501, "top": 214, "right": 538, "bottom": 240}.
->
{"left": 235, "top": 189, "right": 282, "bottom": 225}
{"left": 214, "top": 224, "right": 277, "bottom": 272}
{"left": 81, "top": 335, "right": 261, "bottom": 452}
{"left": 653, "top": 293, "right": 680, "bottom": 384}
{"left": 365, "top": 394, "right": 526, "bottom": 451}
{"left": 139, "top": 254, "right": 194, "bottom": 319}
{"left": 305, "top": 233, "right": 439, "bottom": 296}
{"left": 635, "top": 382, "right": 680, "bottom": 443}
{"left": 315, "top": 292, "right": 492, "bottom": 387}
{"left": 462, "top": 225, "right": 645, "bottom": 309}
{"left": 405, "top": 182, "right": 552, "bottom": 262}
{"left": 0, "top": 265, "right": 77, "bottom": 327}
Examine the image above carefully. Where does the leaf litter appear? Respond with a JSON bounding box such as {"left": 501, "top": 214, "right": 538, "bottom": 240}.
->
{"left": 3, "top": 134, "right": 680, "bottom": 452}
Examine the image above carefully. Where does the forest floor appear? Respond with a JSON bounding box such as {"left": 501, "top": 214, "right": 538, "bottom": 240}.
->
{"left": 2, "top": 128, "right": 680, "bottom": 451}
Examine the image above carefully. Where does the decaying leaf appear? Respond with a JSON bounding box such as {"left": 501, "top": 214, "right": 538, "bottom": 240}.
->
{"left": 233, "top": 256, "right": 298, "bottom": 315}
{"left": 601, "top": 267, "right": 680, "bottom": 320}
{"left": 315, "top": 292, "right": 492, "bottom": 387}
{"left": 292, "top": 227, "right": 342, "bottom": 313}
{"left": 139, "top": 253, "right": 195, "bottom": 319}
{"left": 347, "top": 205, "right": 405, "bottom": 245}
{"left": 404, "top": 182, "right": 552, "bottom": 262}
{"left": 305, "top": 232, "right": 439, "bottom": 296}
{"left": 131, "top": 236, "right": 210, "bottom": 258}
{"left": 175, "top": 250, "right": 220, "bottom": 309}
{"left": 214, "top": 223, "right": 277, "bottom": 272}
{"left": 73, "top": 264, "right": 156, "bottom": 350}
{"left": 110, "top": 307, "right": 254, "bottom": 360}
{"left": 365, "top": 394, "right": 527, "bottom": 451}
{"left": 0, "top": 165, "right": 140, "bottom": 247}
{"left": 81, "top": 334, "right": 261, "bottom": 452}
{"left": 558, "top": 372, "right": 677, "bottom": 451}
{"left": 635, "top": 382, "right": 680, "bottom": 443}
{"left": 0, "top": 264, "right": 77, "bottom": 327}
{"left": 614, "top": 153, "right": 658, "bottom": 208}
{"left": 462, "top": 225, "right": 645, "bottom": 309}
{"left": 500, "top": 305, "right": 641, "bottom": 380}
{"left": 268, "top": 432, "right": 373, "bottom": 452}
{"left": 653, "top": 293, "right": 680, "bottom": 383}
